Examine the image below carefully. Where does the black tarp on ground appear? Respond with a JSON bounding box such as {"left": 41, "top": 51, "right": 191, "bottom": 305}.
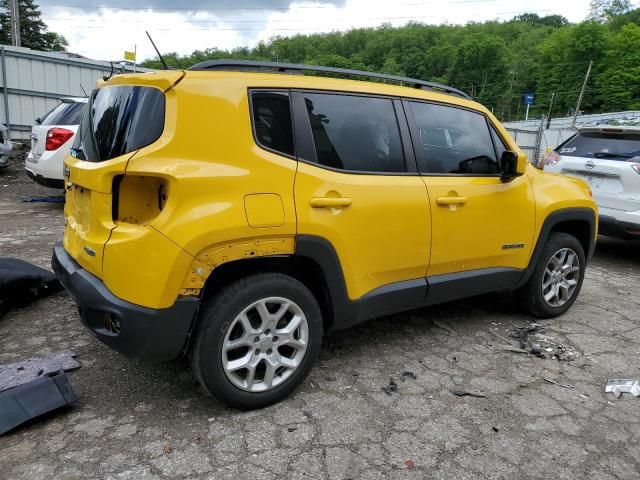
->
{"left": 0, "top": 258, "right": 63, "bottom": 318}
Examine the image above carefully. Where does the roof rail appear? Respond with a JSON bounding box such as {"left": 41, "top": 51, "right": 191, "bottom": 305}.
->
{"left": 189, "top": 59, "right": 471, "bottom": 99}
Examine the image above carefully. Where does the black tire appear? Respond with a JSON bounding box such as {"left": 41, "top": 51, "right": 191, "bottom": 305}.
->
{"left": 190, "top": 273, "right": 323, "bottom": 409}
{"left": 517, "top": 232, "right": 586, "bottom": 318}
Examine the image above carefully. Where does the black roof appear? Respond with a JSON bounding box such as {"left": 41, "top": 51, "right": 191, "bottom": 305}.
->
{"left": 189, "top": 59, "right": 470, "bottom": 99}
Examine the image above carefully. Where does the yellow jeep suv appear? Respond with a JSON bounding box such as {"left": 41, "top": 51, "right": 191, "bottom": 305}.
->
{"left": 52, "top": 61, "right": 597, "bottom": 409}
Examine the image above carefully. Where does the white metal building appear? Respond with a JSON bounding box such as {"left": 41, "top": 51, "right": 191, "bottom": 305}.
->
{"left": 1, "top": 45, "right": 151, "bottom": 140}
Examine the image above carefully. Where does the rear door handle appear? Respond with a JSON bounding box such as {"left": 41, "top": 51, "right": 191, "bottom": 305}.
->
{"left": 436, "top": 196, "right": 468, "bottom": 206}
{"left": 310, "top": 197, "right": 352, "bottom": 208}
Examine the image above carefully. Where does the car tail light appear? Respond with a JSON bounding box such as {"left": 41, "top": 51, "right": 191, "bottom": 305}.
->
{"left": 541, "top": 150, "right": 560, "bottom": 167}
{"left": 45, "top": 128, "right": 74, "bottom": 151}
{"left": 631, "top": 163, "right": 640, "bottom": 175}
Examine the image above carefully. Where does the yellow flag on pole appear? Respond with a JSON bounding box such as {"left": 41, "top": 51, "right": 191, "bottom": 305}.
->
{"left": 124, "top": 50, "right": 136, "bottom": 61}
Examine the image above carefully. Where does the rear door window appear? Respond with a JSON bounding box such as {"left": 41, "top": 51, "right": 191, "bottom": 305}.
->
{"left": 41, "top": 102, "right": 85, "bottom": 126}
{"left": 302, "top": 92, "right": 406, "bottom": 173}
{"left": 251, "top": 91, "right": 295, "bottom": 157}
{"left": 558, "top": 131, "right": 640, "bottom": 160}
{"left": 409, "top": 102, "right": 499, "bottom": 175}
{"left": 72, "top": 86, "right": 165, "bottom": 162}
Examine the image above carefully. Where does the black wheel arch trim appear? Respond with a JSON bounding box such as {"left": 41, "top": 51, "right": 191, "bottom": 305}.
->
{"left": 516, "top": 207, "right": 596, "bottom": 289}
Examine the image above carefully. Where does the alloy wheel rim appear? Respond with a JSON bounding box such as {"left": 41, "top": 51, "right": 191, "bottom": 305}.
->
{"left": 221, "top": 297, "right": 309, "bottom": 392}
{"left": 541, "top": 247, "right": 580, "bottom": 307}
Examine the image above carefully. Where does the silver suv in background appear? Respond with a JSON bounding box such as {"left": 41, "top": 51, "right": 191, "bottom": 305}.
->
{"left": 542, "top": 126, "right": 640, "bottom": 240}
{"left": 0, "top": 124, "right": 12, "bottom": 169}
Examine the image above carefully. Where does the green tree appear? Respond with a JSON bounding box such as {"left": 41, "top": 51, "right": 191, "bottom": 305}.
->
{"left": 597, "top": 23, "right": 640, "bottom": 110}
{"left": 588, "top": 0, "right": 633, "bottom": 22}
{"left": 0, "top": 0, "right": 68, "bottom": 51}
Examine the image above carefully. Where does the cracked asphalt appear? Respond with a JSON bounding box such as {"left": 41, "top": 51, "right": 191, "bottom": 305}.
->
{"left": 1, "top": 150, "right": 640, "bottom": 480}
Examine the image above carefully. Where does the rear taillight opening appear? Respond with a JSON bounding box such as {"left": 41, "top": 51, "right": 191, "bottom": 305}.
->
{"left": 112, "top": 175, "right": 168, "bottom": 225}
{"left": 46, "top": 127, "right": 74, "bottom": 151}
{"left": 631, "top": 163, "right": 640, "bottom": 175}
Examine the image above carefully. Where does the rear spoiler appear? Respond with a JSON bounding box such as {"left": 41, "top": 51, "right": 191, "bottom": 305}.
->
{"left": 97, "top": 70, "right": 185, "bottom": 93}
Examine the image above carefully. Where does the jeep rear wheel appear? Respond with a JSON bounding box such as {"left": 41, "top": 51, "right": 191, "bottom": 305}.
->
{"left": 517, "top": 232, "right": 586, "bottom": 318}
{"left": 190, "top": 273, "right": 322, "bottom": 409}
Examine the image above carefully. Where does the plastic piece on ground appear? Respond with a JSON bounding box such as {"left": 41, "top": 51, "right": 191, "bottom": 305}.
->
{"left": 0, "top": 370, "right": 77, "bottom": 435}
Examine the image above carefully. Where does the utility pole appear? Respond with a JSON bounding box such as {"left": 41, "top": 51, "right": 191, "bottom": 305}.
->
{"left": 571, "top": 60, "right": 592, "bottom": 129}
{"left": 546, "top": 92, "right": 556, "bottom": 129}
{"left": 9, "top": 0, "right": 21, "bottom": 47}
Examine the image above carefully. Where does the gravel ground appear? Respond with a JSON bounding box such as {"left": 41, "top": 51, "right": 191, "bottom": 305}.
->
{"left": 1, "top": 148, "right": 640, "bottom": 480}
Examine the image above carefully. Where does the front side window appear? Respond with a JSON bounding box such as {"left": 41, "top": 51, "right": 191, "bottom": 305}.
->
{"left": 410, "top": 102, "right": 499, "bottom": 175}
{"left": 303, "top": 93, "right": 406, "bottom": 173}
{"left": 251, "top": 91, "right": 295, "bottom": 157}
{"left": 72, "top": 86, "right": 165, "bottom": 162}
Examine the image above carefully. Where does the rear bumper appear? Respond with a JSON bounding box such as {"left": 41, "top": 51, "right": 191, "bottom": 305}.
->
{"left": 25, "top": 169, "right": 65, "bottom": 189}
{"left": 52, "top": 241, "right": 199, "bottom": 362}
{"left": 599, "top": 215, "right": 640, "bottom": 240}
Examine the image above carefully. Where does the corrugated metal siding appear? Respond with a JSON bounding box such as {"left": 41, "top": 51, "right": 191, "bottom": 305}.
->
{"left": 1, "top": 45, "right": 153, "bottom": 140}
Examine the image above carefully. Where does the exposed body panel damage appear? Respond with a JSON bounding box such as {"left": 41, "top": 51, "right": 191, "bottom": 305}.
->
{"left": 180, "top": 236, "right": 295, "bottom": 294}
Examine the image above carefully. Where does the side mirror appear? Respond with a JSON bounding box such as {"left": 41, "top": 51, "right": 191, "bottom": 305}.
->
{"left": 35, "top": 117, "right": 42, "bottom": 125}
{"left": 500, "top": 151, "right": 526, "bottom": 183}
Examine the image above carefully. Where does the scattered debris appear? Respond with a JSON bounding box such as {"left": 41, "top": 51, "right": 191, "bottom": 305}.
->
{"left": 0, "top": 370, "right": 77, "bottom": 435}
{"left": 0, "top": 351, "right": 80, "bottom": 393}
{"left": 287, "top": 426, "right": 297, "bottom": 432}
{"left": 503, "top": 322, "right": 579, "bottom": 361}
{"left": 381, "top": 378, "right": 398, "bottom": 396}
{"left": 21, "top": 194, "right": 65, "bottom": 203}
{"left": 543, "top": 377, "right": 575, "bottom": 389}
{"left": 163, "top": 443, "right": 173, "bottom": 455}
{"left": 194, "top": 434, "right": 203, "bottom": 444}
{"left": 501, "top": 345, "right": 529, "bottom": 354}
{"left": 400, "top": 371, "right": 416, "bottom": 381}
{"left": 605, "top": 379, "right": 640, "bottom": 398}
{"left": 449, "top": 388, "right": 486, "bottom": 398}
{"left": 492, "top": 426, "right": 500, "bottom": 432}
{"left": 511, "top": 322, "right": 543, "bottom": 349}
{"left": 404, "top": 459, "right": 416, "bottom": 469}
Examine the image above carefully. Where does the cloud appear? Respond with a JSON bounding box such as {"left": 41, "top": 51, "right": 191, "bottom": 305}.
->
{"left": 37, "top": 0, "right": 592, "bottom": 62}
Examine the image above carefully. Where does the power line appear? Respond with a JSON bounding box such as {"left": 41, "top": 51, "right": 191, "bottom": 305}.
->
{"left": 36, "top": 0, "right": 511, "bottom": 10}
{"left": 42, "top": 10, "right": 553, "bottom": 24}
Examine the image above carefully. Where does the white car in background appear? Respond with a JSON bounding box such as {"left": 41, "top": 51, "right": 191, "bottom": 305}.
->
{"left": 25, "top": 97, "right": 87, "bottom": 188}
{"left": 542, "top": 126, "right": 640, "bottom": 240}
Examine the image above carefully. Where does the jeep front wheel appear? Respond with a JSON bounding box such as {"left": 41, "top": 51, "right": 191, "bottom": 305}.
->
{"left": 517, "top": 232, "right": 586, "bottom": 318}
{"left": 190, "top": 273, "right": 323, "bottom": 409}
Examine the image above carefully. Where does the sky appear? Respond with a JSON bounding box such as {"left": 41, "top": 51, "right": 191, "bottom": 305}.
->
{"left": 35, "top": 0, "right": 598, "bottom": 62}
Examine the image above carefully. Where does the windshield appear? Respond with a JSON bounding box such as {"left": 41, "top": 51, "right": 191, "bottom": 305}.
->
{"left": 71, "top": 86, "right": 165, "bottom": 162}
{"left": 558, "top": 131, "right": 640, "bottom": 160}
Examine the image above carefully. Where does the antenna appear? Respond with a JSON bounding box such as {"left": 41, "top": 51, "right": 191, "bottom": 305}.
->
{"left": 146, "top": 31, "right": 168, "bottom": 70}
{"left": 79, "top": 83, "right": 88, "bottom": 97}
{"left": 103, "top": 61, "right": 114, "bottom": 81}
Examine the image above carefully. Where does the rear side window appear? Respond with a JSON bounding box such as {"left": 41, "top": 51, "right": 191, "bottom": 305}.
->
{"left": 302, "top": 93, "right": 406, "bottom": 173}
{"left": 72, "top": 86, "right": 165, "bottom": 162}
{"left": 41, "top": 102, "right": 85, "bottom": 126}
{"left": 410, "top": 102, "right": 499, "bottom": 175}
{"left": 558, "top": 131, "right": 640, "bottom": 160}
{"left": 251, "top": 91, "right": 295, "bottom": 157}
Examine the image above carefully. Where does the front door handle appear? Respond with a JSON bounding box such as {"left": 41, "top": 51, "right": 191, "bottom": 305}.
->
{"left": 436, "top": 196, "right": 468, "bottom": 206}
{"left": 310, "top": 197, "right": 352, "bottom": 208}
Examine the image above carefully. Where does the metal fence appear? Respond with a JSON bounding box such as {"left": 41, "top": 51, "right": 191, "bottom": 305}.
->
{"left": 1, "top": 45, "right": 151, "bottom": 140}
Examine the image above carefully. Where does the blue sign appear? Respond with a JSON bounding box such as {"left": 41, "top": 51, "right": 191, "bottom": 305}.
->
{"left": 523, "top": 93, "right": 535, "bottom": 105}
